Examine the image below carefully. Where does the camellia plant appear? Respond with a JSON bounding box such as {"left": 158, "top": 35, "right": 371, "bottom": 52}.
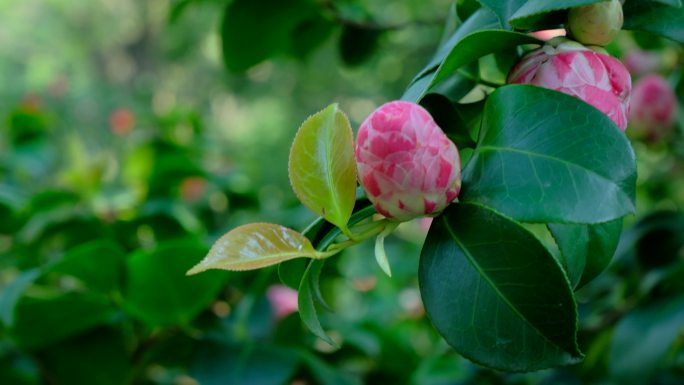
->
{"left": 189, "top": 0, "right": 683, "bottom": 372}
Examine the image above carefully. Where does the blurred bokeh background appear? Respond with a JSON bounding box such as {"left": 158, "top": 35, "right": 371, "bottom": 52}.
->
{"left": 1, "top": 0, "right": 683, "bottom": 384}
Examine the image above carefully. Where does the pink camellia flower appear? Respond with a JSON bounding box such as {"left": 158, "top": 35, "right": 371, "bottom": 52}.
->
{"left": 355, "top": 101, "right": 461, "bottom": 221}
{"left": 508, "top": 37, "right": 632, "bottom": 130}
{"left": 629, "top": 74, "right": 677, "bottom": 138}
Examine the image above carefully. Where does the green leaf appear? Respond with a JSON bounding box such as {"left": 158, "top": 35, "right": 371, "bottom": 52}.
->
{"left": 297, "top": 349, "right": 362, "bottom": 385}
{"left": 289, "top": 104, "right": 357, "bottom": 236}
{"left": 419, "top": 203, "right": 581, "bottom": 371}
{"left": 428, "top": 30, "right": 540, "bottom": 91}
{"left": 0, "top": 351, "right": 40, "bottom": 385}
{"left": 455, "top": 0, "right": 482, "bottom": 22}
{"left": 406, "top": 30, "right": 540, "bottom": 101}
{"left": 44, "top": 240, "right": 125, "bottom": 293}
{"left": 461, "top": 85, "right": 636, "bottom": 224}
{"left": 478, "top": 0, "right": 606, "bottom": 29}
{"left": 188, "top": 223, "right": 318, "bottom": 274}
{"left": 478, "top": 0, "right": 526, "bottom": 29}
{"left": 609, "top": 296, "right": 684, "bottom": 385}
{"left": 220, "top": 0, "right": 324, "bottom": 72}
{"left": 10, "top": 292, "right": 114, "bottom": 350}
{"left": 0, "top": 269, "right": 40, "bottom": 327}
{"left": 548, "top": 219, "right": 623, "bottom": 289}
{"left": 288, "top": 16, "right": 336, "bottom": 59}
{"left": 455, "top": 99, "right": 487, "bottom": 141}
{"left": 419, "top": 93, "right": 477, "bottom": 149}
{"left": 652, "top": 0, "right": 682, "bottom": 8}
{"left": 191, "top": 342, "right": 300, "bottom": 385}
{"left": 168, "top": 0, "right": 195, "bottom": 23}
{"left": 623, "top": 1, "right": 684, "bottom": 43}
{"left": 508, "top": 0, "right": 608, "bottom": 29}
{"left": 411, "top": 351, "right": 468, "bottom": 385}
{"left": 124, "top": 239, "right": 226, "bottom": 327}
{"left": 298, "top": 260, "right": 337, "bottom": 347}
{"left": 403, "top": 7, "right": 499, "bottom": 101}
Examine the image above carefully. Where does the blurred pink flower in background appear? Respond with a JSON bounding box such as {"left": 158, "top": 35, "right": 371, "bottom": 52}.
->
{"left": 508, "top": 38, "right": 632, "bottom": 130}
{"left": 629, "top": 74, "right": 677, "bottom": 138}
{"left": 623, "top": 50, "right": 661, "bottom": 77}
{"left": 179, "top": 176, "right": 208, "bottom": 203}
{"left": 109, "top": 108, "right": 136, "bottom": 136}
{"left": 266, "top": 285, "right": 299, "bottom": 320}
{"left": 355, "top": 101, "right": 461, "bottom": 221}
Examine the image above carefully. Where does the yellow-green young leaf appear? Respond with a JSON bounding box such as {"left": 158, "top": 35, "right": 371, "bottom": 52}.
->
{"left": 186, "top": 223, "right": 317, "bottom": 274}
{"left": 289, "top": 104, "right": 357, "bottom": 236}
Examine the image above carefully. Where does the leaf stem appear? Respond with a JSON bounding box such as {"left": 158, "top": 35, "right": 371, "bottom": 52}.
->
{"left": 316, "top": 218, "right": 392, "bottom": 259}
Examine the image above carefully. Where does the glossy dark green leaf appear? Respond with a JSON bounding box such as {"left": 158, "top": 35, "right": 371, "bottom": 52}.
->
{"left": 623, "top": 1, "right": 684, "bottom": 43}
{"left": 454, "top": 99, "right": 486, "bottom": 140}
{"left": 507, "top": 0, "right": 607, "bottom": 29}
{"left": 479, "top": 0, "right": 605, "bottom": 29}
{"left": 402, "top": 7, "right": 499, "bottom": 101}
{"left": 404, "top": 29, "right": 538, "bottom": 101}
{"left": 419, "top": 203, "right": 581, "bottom": 371}
{"left": 455, "top": 0, "right": 482, "bottom": 22}
{"left": 609, "top": 296, "right": 684, "bottom": 385}
{"left": 38, "top": 328, "right": 130, "bottom": 385}
{"left": 420, "top": 93, "right": 476, "bottom": 149}
{"left": 461, "top": 85, "right": 636, "bottom": 224}
{"left": 10, "top": 292, "right": 114, "bottom": 350}
{"left": 220, "top": 0, "right": 324, "bottom": 72}
{"left": 123, "top": 239, "right": 227, "bottom": 327}
{"left": 478, "top": 0, "right": 526, "bottom": 29}
{"left": 431, "top": 31, "right": 539, "bottom": 88}
{"left": 425, "top": 8, "right": 499, "bottom": 78}
{"left": 430, "top": 65, "right": 479, "bottom": 103}
{"left": 548, "top": 219, "right": 623, "bottom": 289}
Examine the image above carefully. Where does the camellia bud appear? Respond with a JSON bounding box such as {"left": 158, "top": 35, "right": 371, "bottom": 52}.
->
{"left": 629, "top": 75, "right": 678, "bottom": 139}
{"left": 508, "top": 37, "right": 631, "bottom": 130}
{"left": 355, "top": 101, "right": 461, "bottom": 221}
{"left": 567, "top": 0, "right": 623, "bottom": 46}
